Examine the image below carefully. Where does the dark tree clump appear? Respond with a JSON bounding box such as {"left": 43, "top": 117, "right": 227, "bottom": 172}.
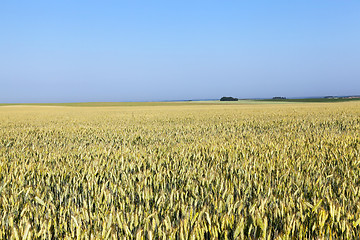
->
{"left": 220, "top": 97, "right": 238, "bottom": 101}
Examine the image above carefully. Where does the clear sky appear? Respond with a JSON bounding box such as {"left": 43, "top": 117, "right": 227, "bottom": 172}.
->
{"left": 1, "top": 1, "right": 359, "bottom": 102}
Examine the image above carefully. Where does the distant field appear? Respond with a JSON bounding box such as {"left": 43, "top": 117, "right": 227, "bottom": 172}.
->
{"left": 1, "top": 102, "right": 360, "bottom": 239}
{"left": 0, "top": 100, "right": 290, "bottom": 107}
{"left": 258, "top": 97, "right": 360, "bottom": 103}
{"left": 190, "top": 100, "right": 290, "bottom": 104}
{"left": 0, "top": 101, "right": 196, "bottom": 107}
{"left": 1, "top": 97, "right": 359, "bottom": 107}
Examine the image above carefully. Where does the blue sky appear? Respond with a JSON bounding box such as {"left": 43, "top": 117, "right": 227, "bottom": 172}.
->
{"left": 1, "top": 1, "right": 359, "bottom": 102}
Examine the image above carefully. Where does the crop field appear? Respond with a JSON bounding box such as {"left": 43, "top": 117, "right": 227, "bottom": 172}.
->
{"left": 0, "top": 102, "right": 360, "bottom": 239}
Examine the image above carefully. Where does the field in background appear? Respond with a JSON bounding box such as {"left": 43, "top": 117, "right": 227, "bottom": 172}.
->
{"left": 2, "top": 97, "right": 360, "bottom": 107}
{"left": 258, "top": 98, "right": 360, "bottom": 103}
{"left": 0, "top": 100, "right": 276, "bottom": 107}
{"left": 0, "top": 102, "right": 360, "bottom": 239}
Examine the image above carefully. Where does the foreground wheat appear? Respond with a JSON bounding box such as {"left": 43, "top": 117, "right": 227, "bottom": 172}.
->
{"left": 0, "top": 102, "right": 359, "bottom": 239}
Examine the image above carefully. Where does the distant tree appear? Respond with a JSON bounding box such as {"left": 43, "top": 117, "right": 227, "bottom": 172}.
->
{"left": 220, "top": 96, "right": 238, "bottom": 101}
{"left": 272, "top": 97, "right": 286, "bottom": 100}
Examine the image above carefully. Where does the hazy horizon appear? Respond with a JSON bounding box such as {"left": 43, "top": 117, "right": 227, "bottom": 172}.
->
{"left": 1, "top": 1, "right": 360, "bottom": 103}
{"left": 2, "top": 95, "right": 360, "bottom": 104}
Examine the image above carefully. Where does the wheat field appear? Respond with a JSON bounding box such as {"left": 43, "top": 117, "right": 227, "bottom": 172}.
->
{"left": 0, "top": 102, "right": 359, "bottom": 239}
